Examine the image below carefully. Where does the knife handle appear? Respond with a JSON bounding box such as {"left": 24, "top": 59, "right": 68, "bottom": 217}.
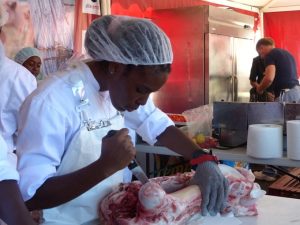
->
{"left": 128, "top": 160, "right": 138, "bottom": 170}
{"left": 105, "top": 130, "right": 139, "bottom": 170}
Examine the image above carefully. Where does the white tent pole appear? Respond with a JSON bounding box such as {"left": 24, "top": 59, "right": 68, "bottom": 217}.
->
{"left": 101, "top": 0, "right": 111, "bottom": 15}
{"left": 259, "top": 10, "right": 264, "bottom": 37}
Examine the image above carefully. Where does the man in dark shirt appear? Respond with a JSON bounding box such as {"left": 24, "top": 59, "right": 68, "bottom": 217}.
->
{"left": 250, "top": 55, "right": 265, "bottom": 87}
{"left": 256, "top": 37, "right": 300, "bottom": 102}
{"left": 249, "top": 54, "right": 274, "bottom": 102}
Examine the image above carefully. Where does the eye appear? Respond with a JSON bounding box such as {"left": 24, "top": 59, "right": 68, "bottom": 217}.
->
{"left": 27, "top": 61, "right": 34, "bottom": 67}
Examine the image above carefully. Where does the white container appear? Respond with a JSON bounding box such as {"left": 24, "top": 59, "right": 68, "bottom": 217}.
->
{"left": 247, "top": 124, "right": 283, "bottom": 159}
{"left": 287, "top": 120, "right": 300, "bottom": 160}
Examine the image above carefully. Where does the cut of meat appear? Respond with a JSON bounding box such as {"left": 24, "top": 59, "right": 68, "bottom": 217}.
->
{"left": 136, "top": 183, "right": 201, "bottom": 225}
{"left": 99, "top": 164, "right": 265, "bottom": 225}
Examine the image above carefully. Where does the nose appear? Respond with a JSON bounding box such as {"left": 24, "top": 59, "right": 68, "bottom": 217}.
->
{"left": 34, "top": 64, "right": 40, "bottom": 71}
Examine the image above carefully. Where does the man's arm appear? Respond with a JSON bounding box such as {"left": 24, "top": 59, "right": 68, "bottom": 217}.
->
{"left": 126, "top": 98, "right": 228, "bottom": 216}
{"left": 249, "top": 57, "right": 259, "bottom": 88}
{"left": 256, "top": 65, "right": 276, "bottom": 94}
{"left": 26, "top": 157, "right": 117, "bottom": 210}
{"left": 25, "top": 129, "right": 135, "bottom": 211}
{"left": 250, "top": 80, "right": 258, "bottom": 88}
{"left": 156, "top": 125, "right": 228, "bottom": 216}
{"left": 0, "top": 180, "right": 35, "bottom": 225}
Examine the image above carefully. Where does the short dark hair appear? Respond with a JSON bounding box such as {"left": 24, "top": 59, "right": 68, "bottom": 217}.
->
{"left": 256, "top": 37, "right": 275, "bottom": 50}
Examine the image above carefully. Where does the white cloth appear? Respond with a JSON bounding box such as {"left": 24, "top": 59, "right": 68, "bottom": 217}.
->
{"left": 17, "top": 61, "right": 174, "bottom": 201}
{"left": 0, "top": 41, "right": 37, "bottom": 152}
{"left": 0, "top": 135, "right": 19, "bottom": 182}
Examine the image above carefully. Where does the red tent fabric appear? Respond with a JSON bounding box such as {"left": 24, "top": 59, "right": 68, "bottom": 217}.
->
{"left": 73, "top": 0, "right": 260, "bottom": 55}
{"left": 111, "top": 0, "right": 259, "bottom": 21}
{"left": 73, "top": 0, "right": 101, "bottom": 54}
{"left": 264, "top": 11, "right": 300, "bottom": 76}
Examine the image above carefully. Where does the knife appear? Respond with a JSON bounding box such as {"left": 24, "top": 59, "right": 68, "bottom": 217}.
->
{"left": 105, "top": 130, "right": 149, "bottom": 184}
{"left": 128, "top": 159, "right": 149, "bottom": 184}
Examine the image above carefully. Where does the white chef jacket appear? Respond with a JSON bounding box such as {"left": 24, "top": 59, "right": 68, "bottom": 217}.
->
{"left": 0, "top": 135, "right": 19, "bottom": 182}
{"left": 17, "top": 61, "right": 174, "bottom": 201}
{"left": 0, "top": 41, "right": 37, "bottom": 152}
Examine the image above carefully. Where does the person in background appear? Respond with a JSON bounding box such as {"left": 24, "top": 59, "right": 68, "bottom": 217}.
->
{"left": 249, "top": 38, "right": 275, "bottom": 102}
{"left": 254, "top": 37, "right": 300, "bottom": 181}
{"left": 0, "top": 43, "right": 36, "bottom": 157}
{"left": 256, "top": 37, "right": 300, "bottom": 102}
{"left": 17, "top": 15, "right": 228, "bottom": 225}
{"left": 0, "top": 4, "right": 35, "bottom": 225}
{"left": 14, "top": 47, "right": 44, "bottom": 81}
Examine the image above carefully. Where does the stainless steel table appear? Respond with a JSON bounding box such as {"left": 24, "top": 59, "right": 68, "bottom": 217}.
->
{"left": 136, "top": 144, "right": 300, "bottom": 167}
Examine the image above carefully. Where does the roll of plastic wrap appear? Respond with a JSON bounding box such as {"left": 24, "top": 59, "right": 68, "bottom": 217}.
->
{"left": 287, "top": 120, "right": 300, "bottom": 160}
{"left": 247, "top": 124, "right": 283, "bottom": 159}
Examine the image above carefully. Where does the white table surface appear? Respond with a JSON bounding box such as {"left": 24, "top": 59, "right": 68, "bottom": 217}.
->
{"left": 136, "top": 144, "right": 300, "bottom": 167}
{"left": 239, "top": 195, "right": 300, "bottom": 225}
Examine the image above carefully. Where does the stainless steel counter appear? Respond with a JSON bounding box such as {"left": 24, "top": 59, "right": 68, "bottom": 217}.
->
{"left": 136, "top": 144, "right": 300, "bottom": 167}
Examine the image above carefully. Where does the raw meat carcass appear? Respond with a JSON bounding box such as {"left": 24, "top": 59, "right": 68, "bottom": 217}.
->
{"left": 99, "top": 164, "right": 265, "bottom": 225}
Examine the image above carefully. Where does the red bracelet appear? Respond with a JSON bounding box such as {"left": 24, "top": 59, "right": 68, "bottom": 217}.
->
{"left": 190, "top": 154, "right": 219, "bottom": 166}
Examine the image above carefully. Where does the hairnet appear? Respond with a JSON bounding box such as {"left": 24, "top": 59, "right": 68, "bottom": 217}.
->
{"left": 0, "top": 3, "right": 8, "bottom": 27}
{"left": 84, "top": 15, "right": 173, "bottom": 65}
{"left": 14, "top": 47, "right": 42, "bottom": 65}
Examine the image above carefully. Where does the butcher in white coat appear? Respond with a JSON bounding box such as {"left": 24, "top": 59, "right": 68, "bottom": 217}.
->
{"left": 0, "top": 4, "right": 36, "bottom": 224}
{"left": 17, "top": 15, "right": 228, "bottom": 225}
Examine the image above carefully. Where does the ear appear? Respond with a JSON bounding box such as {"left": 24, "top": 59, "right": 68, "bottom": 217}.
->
{"left": 108, "top": 62, "right": 127, "bottom": 80}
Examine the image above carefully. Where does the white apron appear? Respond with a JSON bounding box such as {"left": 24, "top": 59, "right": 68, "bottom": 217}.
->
{"left": 42, "top": 79, "right": 125, "bottom": 225}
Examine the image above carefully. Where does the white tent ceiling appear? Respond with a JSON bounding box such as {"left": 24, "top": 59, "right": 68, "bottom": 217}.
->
{"left": 229, "top": 0, "right": 300, "bottom": 12}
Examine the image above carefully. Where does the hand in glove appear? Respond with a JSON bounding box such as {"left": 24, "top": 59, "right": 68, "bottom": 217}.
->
{"left": 190, "top": 161, "right": 229, "bottom": 216}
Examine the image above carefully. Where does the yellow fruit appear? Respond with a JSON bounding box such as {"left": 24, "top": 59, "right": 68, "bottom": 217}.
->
{"left": 195, "top": 134, "right": 205, "bottom": 144}
{"left": 192, "top": 138, "right": 197, "bottom": 144}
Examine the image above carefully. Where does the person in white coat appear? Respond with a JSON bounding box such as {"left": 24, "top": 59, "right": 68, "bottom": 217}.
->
{"left": 0, "top": 5, "right": 36, "bottom": 225}
{"left": 17, "top": 15, "right": 228, "bottom": 225}
{"left": 14, "top": 47, "right": 44, "bottom": 81}
{"left": 0, "top": 40, "right": 36, "bottom": 156}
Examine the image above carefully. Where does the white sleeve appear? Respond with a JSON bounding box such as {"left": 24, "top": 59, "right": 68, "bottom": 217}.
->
{"left": 17, "top": 98, "right": 67, "bottom": 201}
{"left": 12, "top": 66, "right": 37, "bottom": 106}
{"left": 1, "top": 65, "right": 37, "bottom": 151}
{"left": 124, "top": 98, "right": 174, "bottom": 145}
{"left": 0, "top": 136, "right": 19, "bottom": 182}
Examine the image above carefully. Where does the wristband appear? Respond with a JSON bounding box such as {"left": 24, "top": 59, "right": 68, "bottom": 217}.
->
{"left": 190, "top": 149, "right": 219, "bottom": 166}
